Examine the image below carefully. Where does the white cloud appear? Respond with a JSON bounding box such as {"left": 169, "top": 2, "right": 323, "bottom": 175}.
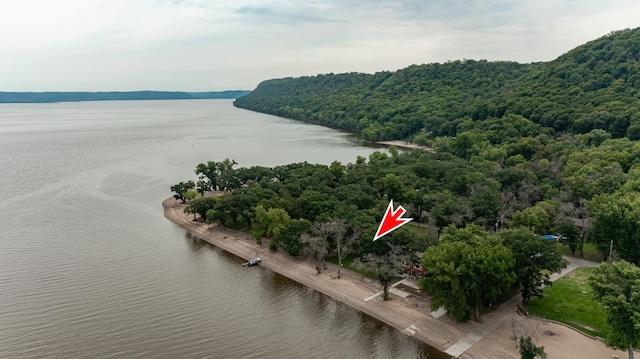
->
{"left": 0, "top": 0, "right": 638, "bottom": 91}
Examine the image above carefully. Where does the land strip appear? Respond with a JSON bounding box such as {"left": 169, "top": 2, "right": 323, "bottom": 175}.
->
{"left": 374, "top": 140, "right": 435, "bottom": 152}
{"left": 163, "top": 197, "right": 631, "bottom": 359}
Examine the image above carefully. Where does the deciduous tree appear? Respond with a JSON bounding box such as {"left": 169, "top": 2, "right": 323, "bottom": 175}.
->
{"left": 170, "top": 181, "right": 195, "bottom": 203}
{"left": 511, "top": 205, "right": 550, "bottom": 234}
{"left": 498, "top": 227, "right": 566, "bottom": 303}
{"left": 354, "top": 245, "right": 405, "bottom": 301}
{"left": 300, "top": 234, "right": 329, "bottom": 274}
{"left": 253, "top": 205, "right": 291, "bottom": 249}
{"left": 420, "top": 225, "right": 515, "bottom": 321}
{"left": 588, "top": 260, "right": 640, "bottom": 359}
{"left": 588, "top": 191, "right": 640, "bottom": 264}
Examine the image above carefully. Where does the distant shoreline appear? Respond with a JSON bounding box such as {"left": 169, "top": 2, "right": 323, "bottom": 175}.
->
{"left": 0, "top": 90, "right": 250, "bottom": 103}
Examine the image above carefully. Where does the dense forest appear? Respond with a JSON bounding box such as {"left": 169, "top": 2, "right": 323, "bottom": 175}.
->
{"left": 0, "top": 90, "right": 249, "bottom": 103}
{"left": 172, "top": 28, "right": 640, "bottom": 324}
{"left": 171, "top": 120, "right": 640, "bottom": 320}
{"left": 234, "top": 28, "right": 640, "bottom": 142}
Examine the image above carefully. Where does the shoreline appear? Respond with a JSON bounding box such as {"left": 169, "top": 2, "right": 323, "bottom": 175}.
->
{"left": 163, "top": 197, "right": 630, "bottom": 359}
{"left": 374, "top": 140, "right": 435, "bottom": 153}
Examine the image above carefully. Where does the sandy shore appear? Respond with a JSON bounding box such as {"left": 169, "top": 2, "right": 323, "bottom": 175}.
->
{"left": 163, "top": 197, "right": 633, "bottom": 359}
{"left": 375, "top": 140, "right": 435, "bottom": 153}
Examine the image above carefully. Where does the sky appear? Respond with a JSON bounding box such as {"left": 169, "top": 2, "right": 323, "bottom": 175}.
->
{"left": 1, "top": 0, "right": 639, "bottom": 92}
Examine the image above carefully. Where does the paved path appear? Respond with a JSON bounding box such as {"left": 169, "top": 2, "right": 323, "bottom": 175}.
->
{"left": 364, "top": 279, "right": 415, "bottom": 302}
{"left": 550, "top": 255, "right": 600, "bottom": 281}
{"left": 163, "top": 198, "right": 467, "bottom": 356}
{"left": 444, "top": 255, "right": 601, "bottom": 357}
{"left": 165, "top": 198, "right": 626, "bottom": 359}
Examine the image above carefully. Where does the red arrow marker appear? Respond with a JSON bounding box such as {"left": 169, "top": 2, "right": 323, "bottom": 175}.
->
{"left": 373, "top": 200, "right": 413, "bottom": 241}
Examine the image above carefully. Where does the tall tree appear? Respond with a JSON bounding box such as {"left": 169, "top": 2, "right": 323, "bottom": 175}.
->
{"left": 420, "top": 225, "right": 515, "bottom": 321}
{"left": 354, "top": 245, "right": 406, "bottom": 301}
{"left": 588, "top": 260, "right": 640, "bottom": 359}
{"left": 195, "top": 161, "right": 219, "bottom": 191}
{"left": 170, "top": 180, "right": 195, "bottom": 203}
{"left": 588, "top": 191, "right": 640, "bottom": 264}
{"left": 498, "top": 227, "right": 566, "bottom": 303}
{"left": 217, "top": 158, "right": 238, "bottom": 191}
{"left": 555, "top": 218, "right": 581, "bottom": 256}
{"left": 559, "top": 199, "right": 590, "bottom": 257}
{"left": 184, "top": 188, "right": 198, "bottom": 203}
{"left": 253, "top": 205, "right": 291, "bottom": 250}
{"left": 315, "top": 219, "right": 361, "bottom": 279}
{"left": 511, "top": 205, "right": 550, "bottom": 234}
{"left": 300, "top": 233, "right": 329, "bottom": 275}
{"left": 277, "top": 219, "right": 312, "bottom": 256}
{"left": 195, "top": 159, "right": 238, "bottom": 192}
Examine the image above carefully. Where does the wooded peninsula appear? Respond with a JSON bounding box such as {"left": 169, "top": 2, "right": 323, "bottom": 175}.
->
{"left": 172, "top": 28, "right": 640, "bottom": 357}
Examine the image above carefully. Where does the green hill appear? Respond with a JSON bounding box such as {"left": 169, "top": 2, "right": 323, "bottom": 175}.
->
{"left": 234, "top": 28, "right": 640, "bottom": 141}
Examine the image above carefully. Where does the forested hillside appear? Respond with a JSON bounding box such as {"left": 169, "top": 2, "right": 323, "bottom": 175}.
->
{"left": 178, "top": 28, "right": 640, "bottom": 323}
{"left": 234, "top": 28, "right": 640, "bottom": 141}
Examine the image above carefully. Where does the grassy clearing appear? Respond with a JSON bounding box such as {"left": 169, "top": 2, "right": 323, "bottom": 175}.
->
{"left": 555, "top": 242, "right": 604, "bottom": 262}
{"left": 526, "top": 267, "right": 609, "bottom": 338}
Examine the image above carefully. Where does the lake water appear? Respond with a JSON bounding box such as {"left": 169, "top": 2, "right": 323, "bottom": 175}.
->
{"left": 0, "top": 100, "right": 439, "bottom": 358}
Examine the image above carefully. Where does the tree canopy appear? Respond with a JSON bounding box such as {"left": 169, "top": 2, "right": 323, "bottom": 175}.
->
{"left": 498, "top": 227, "right": 566, "bottom": 303}
{"left": 588, "top": 191, "right": 640, "bottom": 264}
{"left": 420, "top": 225, "right": 516, "bottom": 321}
{"left": 174, "top": 29, "right": 640, "bottom": 320}
{"left": 588, "top": 260, "right": 640, "bottom": 359}
{"left": 235, "top": 28, "right": 640, "bottom": 142}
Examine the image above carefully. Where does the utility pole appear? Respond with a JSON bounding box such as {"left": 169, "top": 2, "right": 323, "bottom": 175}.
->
{"left": 609, "top": 240, "right": 613, "bottom": 263}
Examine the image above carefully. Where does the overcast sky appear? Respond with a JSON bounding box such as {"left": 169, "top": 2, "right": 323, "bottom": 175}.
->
{"left": 1, "top": 0, "right": 639, "bottom": 91}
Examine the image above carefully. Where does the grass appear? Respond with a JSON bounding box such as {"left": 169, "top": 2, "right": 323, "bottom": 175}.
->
{"left": 555, "top": 242, "right": 604, "bottom": 262}
{"left": 526, "top": 267, "right": 609, "bottom": 338}
{"left": 404, "top": 223, "right": 431, "bottom": 235}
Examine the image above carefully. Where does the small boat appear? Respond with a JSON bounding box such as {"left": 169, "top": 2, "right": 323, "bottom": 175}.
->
{"left": 243, "top": 258, "right": 261, "bottom": 267}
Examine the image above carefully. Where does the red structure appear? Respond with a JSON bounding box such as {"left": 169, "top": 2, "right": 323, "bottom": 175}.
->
{"left": 400, "top": 252, "right": 425, "bottom": 280}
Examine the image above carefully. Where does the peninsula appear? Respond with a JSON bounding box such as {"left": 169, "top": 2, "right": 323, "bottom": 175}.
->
{"left": 163, "top": 196, "right": 630, "bottom": 359}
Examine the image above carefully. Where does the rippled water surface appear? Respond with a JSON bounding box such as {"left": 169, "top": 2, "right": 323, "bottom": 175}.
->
{"left": 0, "top": 100, "right": 440, "bottom": 358}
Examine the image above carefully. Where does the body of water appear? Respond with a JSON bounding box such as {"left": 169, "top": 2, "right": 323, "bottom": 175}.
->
{"left": 0, "top": 100, "right": 437, "bottom": 358}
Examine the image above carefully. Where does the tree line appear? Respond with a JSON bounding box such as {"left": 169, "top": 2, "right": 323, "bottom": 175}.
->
{"left": 170, "top": 120, "right": 640, "bottom": 318}
{"left": 0, "top": 90, "right": 250, "bottom": 103}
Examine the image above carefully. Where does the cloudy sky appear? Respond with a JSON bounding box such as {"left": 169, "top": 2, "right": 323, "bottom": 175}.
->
{"left": 1, "top": 0, "right": 639, "bottom": 91}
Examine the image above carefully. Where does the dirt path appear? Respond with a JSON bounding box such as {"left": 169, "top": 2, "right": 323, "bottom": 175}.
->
{"left": 163, "top": 197, "right": 634, "bottom": 359}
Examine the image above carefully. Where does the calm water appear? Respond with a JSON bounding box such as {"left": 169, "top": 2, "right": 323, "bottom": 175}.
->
{"left": 0, "top": 100, "right": 440, "bottom": 358}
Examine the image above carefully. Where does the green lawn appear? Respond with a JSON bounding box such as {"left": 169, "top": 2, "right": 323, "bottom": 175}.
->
{"left": 526, "top": 267, "right": 609, "bottom": 338}
{"left": 555, "top": 242, "right": 604, "bottom": 262}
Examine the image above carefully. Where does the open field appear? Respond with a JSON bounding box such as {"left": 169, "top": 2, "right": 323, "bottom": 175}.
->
{"left": 526, "top": 267, "right": 609, "bottom": 338}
